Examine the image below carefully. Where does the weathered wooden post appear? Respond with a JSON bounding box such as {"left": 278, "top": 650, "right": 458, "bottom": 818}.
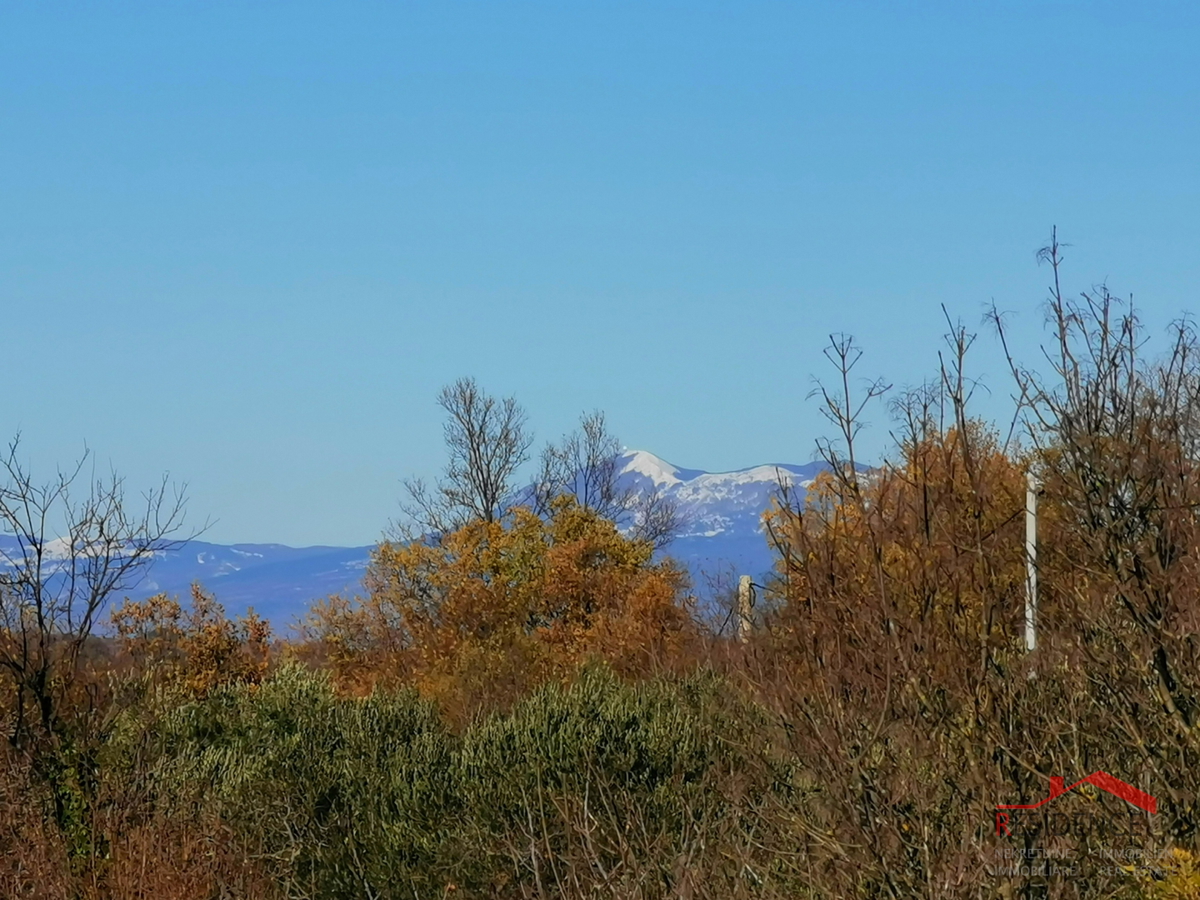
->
{"left": 737, "top": 575, "right": 753, "bottom": 643}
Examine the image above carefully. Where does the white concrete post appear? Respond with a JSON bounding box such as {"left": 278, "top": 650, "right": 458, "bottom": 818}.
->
{"left": 1025, "top": 473, "right": 1039, "bottom": 653}
{"left": 737, "top": 575, "right": 753, "bottom": 643}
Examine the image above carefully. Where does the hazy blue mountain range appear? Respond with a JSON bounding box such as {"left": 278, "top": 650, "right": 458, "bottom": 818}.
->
{"left": 0, "top": 452, "right": 832, "bottom": 629}
{"left": 0, "top": 534, "right": 375, "bottom": 629}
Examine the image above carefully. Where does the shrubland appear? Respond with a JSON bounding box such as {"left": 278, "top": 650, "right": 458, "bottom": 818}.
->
{"left": 3, "top": 237, "right": 1200, "bottom": 898}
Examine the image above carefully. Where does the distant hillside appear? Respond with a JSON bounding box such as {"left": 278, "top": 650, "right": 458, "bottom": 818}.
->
{"left": 0, "top": 534, "right": 374, "bottom": 627}
{"left": 0, "top": 451, "right": 834, "bottom": 629}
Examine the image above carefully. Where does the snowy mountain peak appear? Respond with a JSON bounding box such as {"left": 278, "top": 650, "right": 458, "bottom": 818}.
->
{"left": 618, "top": 450, "right": 685, "bottom": 487}
{"left": 617, "top": 450, "right": 825, "bottom": 492}
{"left": 609, "top": 450, "right": 835, "bottom": 584}
{"left": 615, "top": 450, "right": 829, "bottom": 540}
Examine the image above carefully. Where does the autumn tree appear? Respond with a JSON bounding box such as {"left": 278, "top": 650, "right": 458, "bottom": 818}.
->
{"left": 0, "top": 436, "right": 191, "bottom": 857}
{"left": 752, "top": 240, "right": 1200, "bottom": 897}
{"left": 753, "top": 317, "right": 1092, "bottom": 896}
{"left": 309, "top": 496, "right": 694, "bottom": 715}
{"left": 110, "top": 584, "right": 272, "bottom": 699}
{"left": 992, "top": 229, "right": 1200, "bottom": 839}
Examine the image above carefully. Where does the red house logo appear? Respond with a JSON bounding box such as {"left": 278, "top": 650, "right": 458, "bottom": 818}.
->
{"left": 996, "top": 772, "right": 1157, "bottom": 836}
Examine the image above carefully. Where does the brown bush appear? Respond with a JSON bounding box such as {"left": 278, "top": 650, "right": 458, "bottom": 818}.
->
{"left": 746, "top": 244, "right": 1200, "bottom": 897}
{"left": 110, "top": 583, "right": 272, "bottom": 699}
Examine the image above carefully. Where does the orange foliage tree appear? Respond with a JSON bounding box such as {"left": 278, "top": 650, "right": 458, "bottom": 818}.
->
{"left": 767, "top": 419, "right": 1028, "bottom": 642}
{"left": 110, "top": 584, "right": 272, "bottom": 698}
{"left": 308, "top": 496, "right": 695, "bottom": 714}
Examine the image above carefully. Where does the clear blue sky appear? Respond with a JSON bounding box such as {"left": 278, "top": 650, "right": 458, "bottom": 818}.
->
{"left": 2, "top": 2, "right": 1198, "bottom": 546}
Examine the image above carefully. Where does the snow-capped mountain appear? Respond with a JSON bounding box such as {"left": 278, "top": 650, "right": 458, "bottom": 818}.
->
{"left": 0, "top": 451, "right": 830, "bottom": 628}
{"left": 615, "top": 450, "right": 828, "bottom": 586}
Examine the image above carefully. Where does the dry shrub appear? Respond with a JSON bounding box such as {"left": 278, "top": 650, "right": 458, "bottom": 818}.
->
{"left": 79, "top": 816, "right": 278, "bottom": 900}
{"left": 1, "top": 687, "right": 276, "bottom": 900}
{"left": 110, "top": 583, "right": 272, "bottom": 698}
{"left": 0, "top": 749, "right": 72, "bottom": 900}
{"left": 747, "top": 244, "right": 1200, "bottom": 897}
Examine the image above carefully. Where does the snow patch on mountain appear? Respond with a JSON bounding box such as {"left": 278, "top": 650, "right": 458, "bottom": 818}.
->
{"left": 619, "top": 450, "right": 683, "bottom": 486}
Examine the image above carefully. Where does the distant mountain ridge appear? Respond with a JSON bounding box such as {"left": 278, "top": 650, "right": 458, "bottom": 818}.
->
{"left": 0, "top": 534, "right": 374, "bottom": 627}
{"left": 0, "top": 451, "right": 831, "bottom": 628}
{"left": 615, "top": 450, "right": 829, "bottom": 585}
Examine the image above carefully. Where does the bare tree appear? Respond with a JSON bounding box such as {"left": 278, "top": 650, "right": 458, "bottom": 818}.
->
{"left": 627, "top": 484, "right": 682, "bottom": 551}
{"left": 401, "top": 377, "right": 533, "bottom": 536}
{"left": 989, "top": 228, "right": 1200, "bottom": 838}
{"left": 533, "top": 410, "right": 681, "bottom": 550}
{"left": 532, "top": 411, "right": 624, "bottom": 520}
{"left": 0, "top": 436, "right": 191, "bottom": 751}
{"left": 808, "top": 332, "right": 892, "bottom": 495}
{"left": 766, "top": 333, "right": 890, "bottom": 591}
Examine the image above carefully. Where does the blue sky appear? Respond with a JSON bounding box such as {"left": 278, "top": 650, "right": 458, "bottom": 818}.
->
{"left": 2, "top": 2, "right": 1198, "bottom": 545}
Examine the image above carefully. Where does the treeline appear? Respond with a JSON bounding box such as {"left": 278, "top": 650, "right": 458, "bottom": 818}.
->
{"left": 4, "top": 236, "right": 1200, "bottom": 898}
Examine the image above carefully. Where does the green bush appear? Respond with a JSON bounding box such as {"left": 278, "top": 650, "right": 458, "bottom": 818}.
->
{"left": 151, "top": 664, "right": 459, "bottom": 898}
{"left": 458, "top": 666, "right": 749, "bottom": 891}
{"left": 134, "top": 663, "right": 794, "bottom": 898}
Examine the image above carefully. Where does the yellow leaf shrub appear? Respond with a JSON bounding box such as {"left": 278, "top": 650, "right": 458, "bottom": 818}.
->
{"left": 111, "top": 584, "right": 271, "bottom": 698}
{"left": 307, "top": 497, "right": 695, "bottom": 715}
